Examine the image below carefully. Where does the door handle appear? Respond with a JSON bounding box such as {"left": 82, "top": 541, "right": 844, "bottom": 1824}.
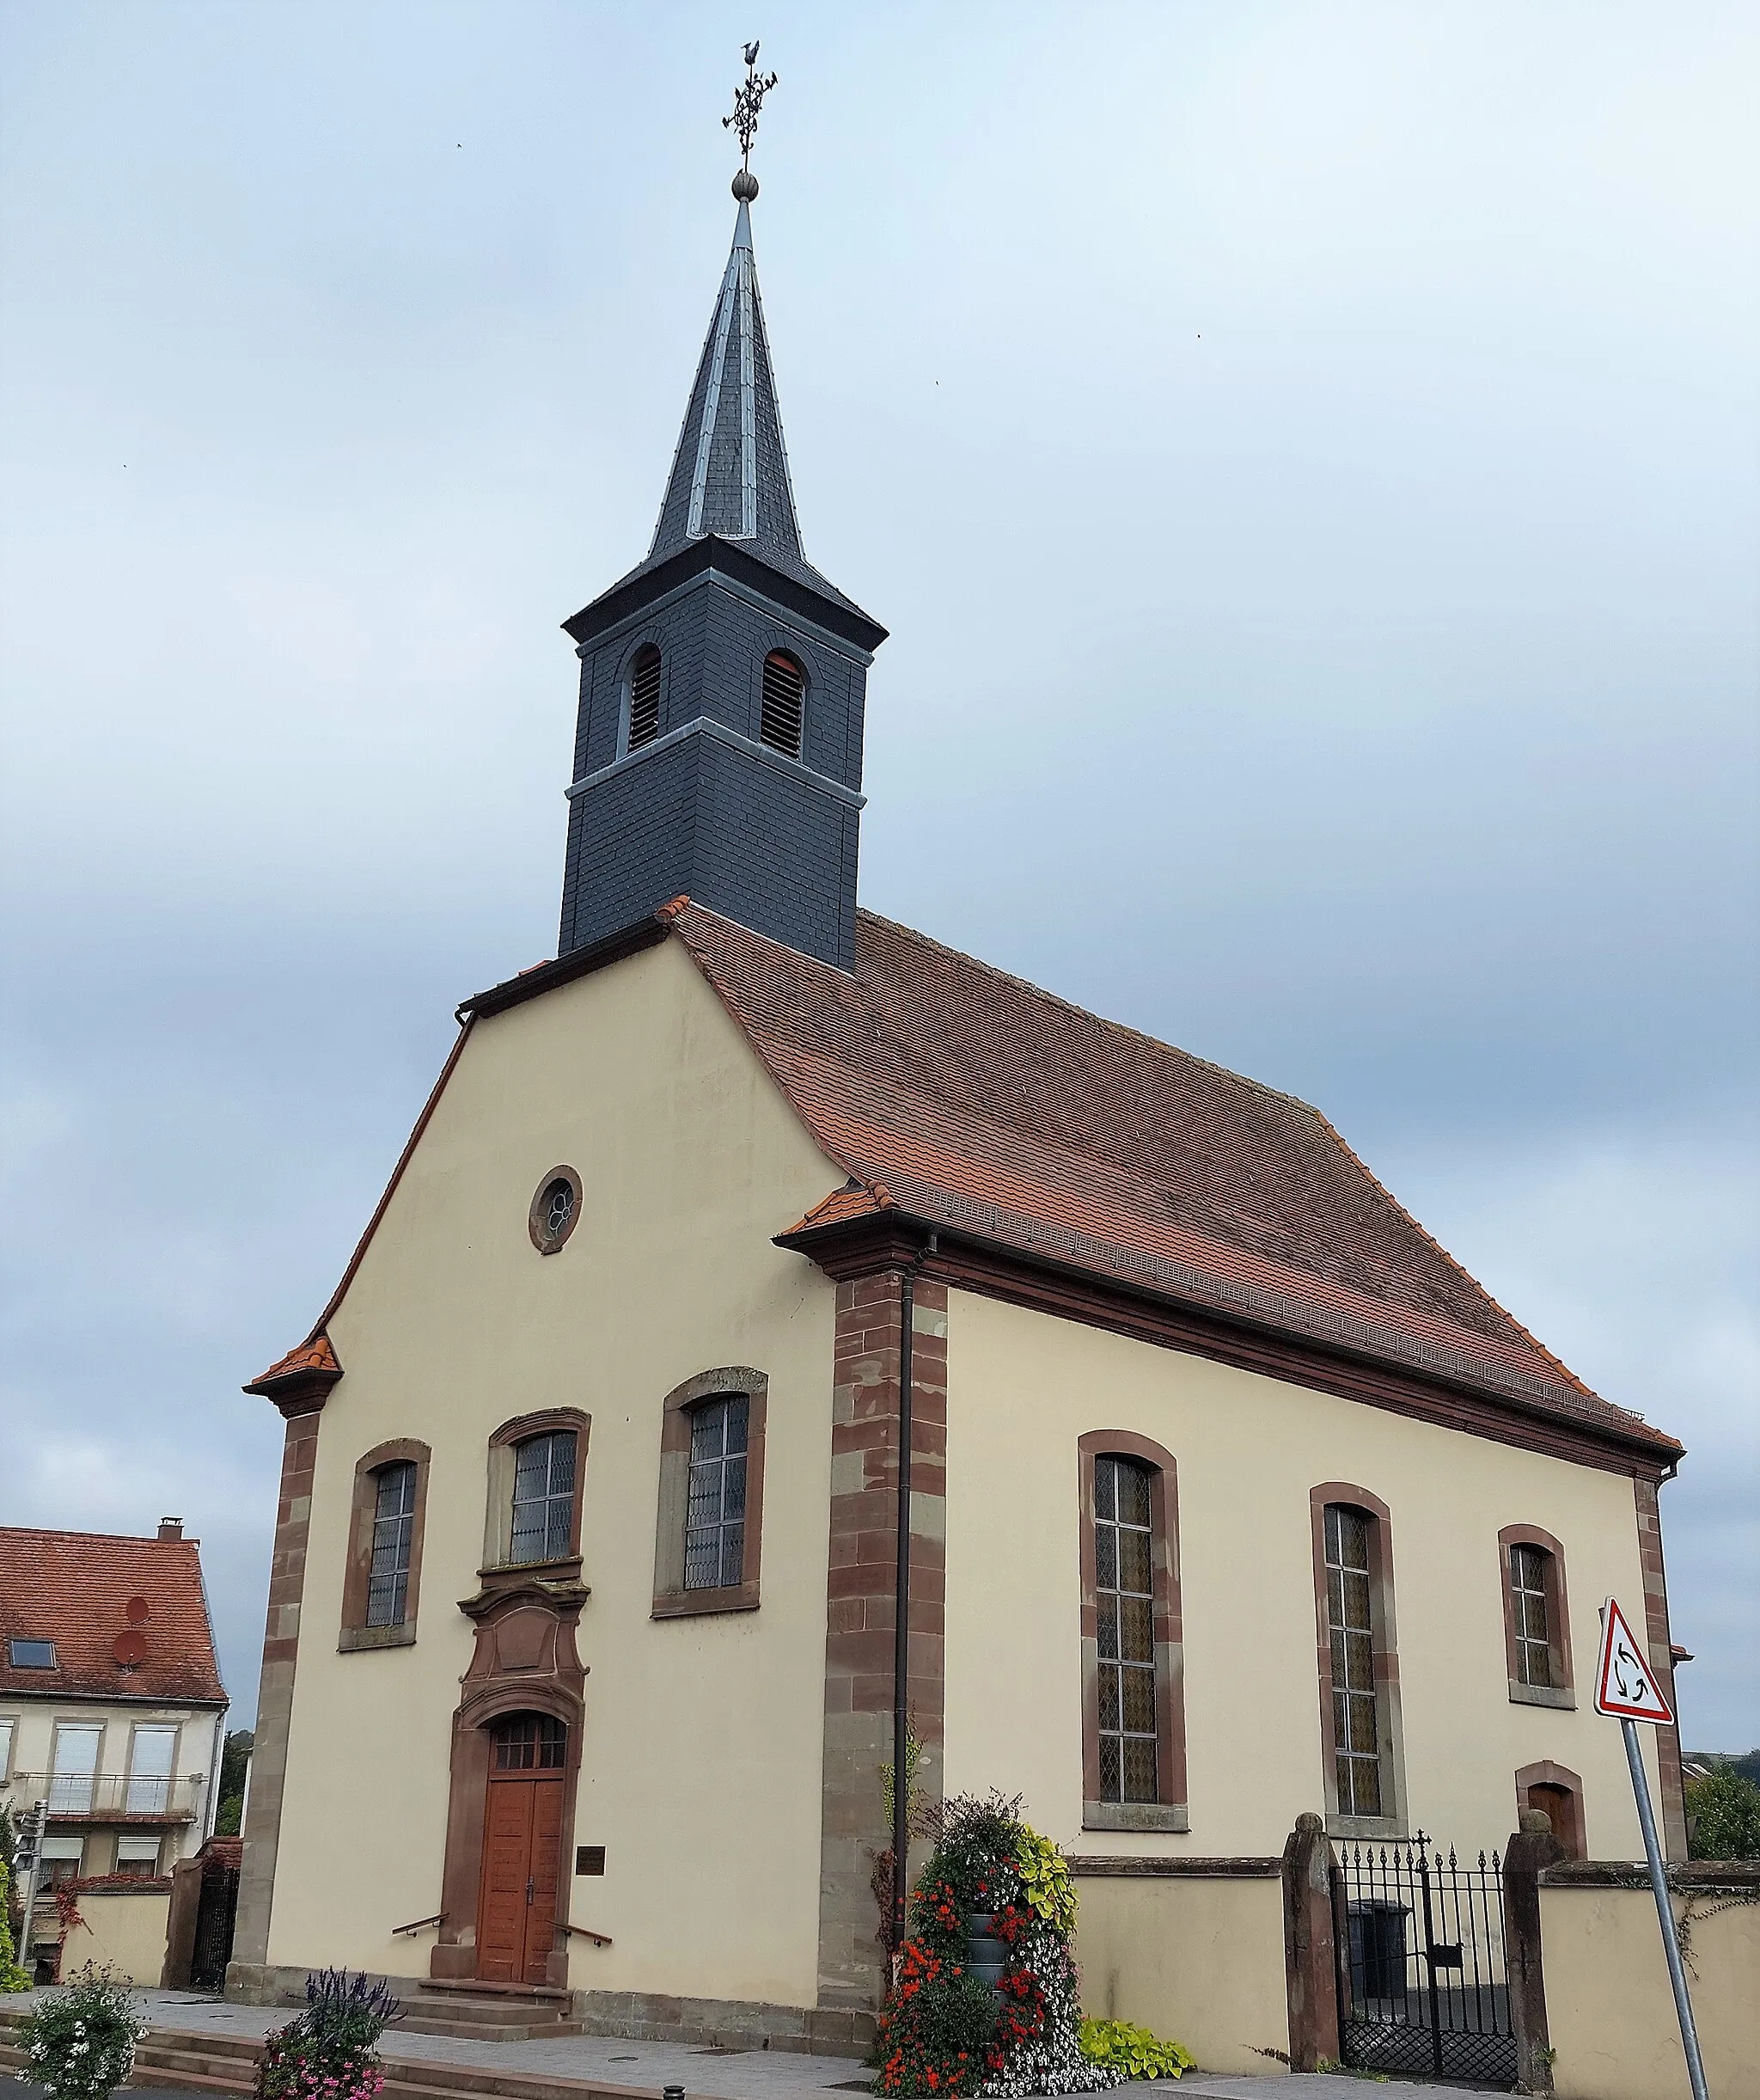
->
{"left": 526, "top": 1877, "right": 535, "bottom": 1906}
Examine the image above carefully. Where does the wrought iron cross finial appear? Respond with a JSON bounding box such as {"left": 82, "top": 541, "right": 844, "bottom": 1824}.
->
{"left": 724, "top": 39, "right": 778, "bottom": 187}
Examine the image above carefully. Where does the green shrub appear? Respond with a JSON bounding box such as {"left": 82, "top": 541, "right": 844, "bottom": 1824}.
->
{"left": 1078, "top": 2019, "right": 1195, "bottom": 2082}
{"left": 19, "top": 1964, "right": 146, "bottom": 2100}
{"left": 0, "top": 1853, "right": 33, "bottom": 1993}
{"left": 1686, "top": 1767, "right": 1760, "bottom": 1859}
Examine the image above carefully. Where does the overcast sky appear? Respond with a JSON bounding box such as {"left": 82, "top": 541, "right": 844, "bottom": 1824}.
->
{"left": 3, "top": 2, "right": 1756, "bottom": 1760}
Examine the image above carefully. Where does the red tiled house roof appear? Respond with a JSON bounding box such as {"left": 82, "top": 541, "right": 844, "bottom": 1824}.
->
{"left": 269, "top": 899, "right": 1678, "bottom": 1466}
{"left": 663, "top": 904, "right": 1677, "bottom": 1454}
{"left": 0, "top": 1528, "right": 227, "bottom": 1705}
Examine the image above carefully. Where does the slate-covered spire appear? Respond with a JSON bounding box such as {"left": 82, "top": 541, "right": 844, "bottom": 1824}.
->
{"left": 648, "top": 196, "right": 804, "bottom": 575}
{"left": 556, "top": 61, "right": 885, "bottom": 974}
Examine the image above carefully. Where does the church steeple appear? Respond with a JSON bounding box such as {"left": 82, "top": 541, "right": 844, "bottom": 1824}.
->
{"left": 555, "top": 63, "right": 885, "bottom": 972}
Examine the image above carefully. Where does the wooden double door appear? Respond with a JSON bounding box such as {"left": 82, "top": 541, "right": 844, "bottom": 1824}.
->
{"left": 475, "top": 1771, "right": 564, "bottom": 1983}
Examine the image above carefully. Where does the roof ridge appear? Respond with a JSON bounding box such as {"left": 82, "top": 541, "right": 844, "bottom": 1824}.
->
{"left": 852, "top": 909, "right": 1325, "bottom": 1119}
{"left": 1, "top": 1525, "right": 201, "bottom": 1546}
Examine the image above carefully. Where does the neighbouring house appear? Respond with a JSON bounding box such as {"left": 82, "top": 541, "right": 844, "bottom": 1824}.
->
{"left": 0, "top": 1520, "right": 229, "bottom": 1978}
{"left": 228, "top": 164, "right": 1690, "bottom": 2060}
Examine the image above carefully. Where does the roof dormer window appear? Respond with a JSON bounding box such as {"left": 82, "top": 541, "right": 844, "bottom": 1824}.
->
{"left": 760, "top": 650, "right": 804, "bottom": 757}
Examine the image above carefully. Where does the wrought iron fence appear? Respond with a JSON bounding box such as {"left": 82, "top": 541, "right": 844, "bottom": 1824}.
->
{"left": 1335, "top": 1834, "right": 1517, "bottom": 2084}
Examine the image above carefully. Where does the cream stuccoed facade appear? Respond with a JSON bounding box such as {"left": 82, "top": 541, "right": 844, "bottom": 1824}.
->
{"left": 230, "top": 925, "right": 1690, "bottom": 2055}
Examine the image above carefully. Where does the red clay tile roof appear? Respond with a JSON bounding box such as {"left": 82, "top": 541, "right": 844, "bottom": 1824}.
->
{"left": 665, "top": 903, "right": 1676, "bottom": 1451}
{"left": 0, "top": 1528, "right": 227, "bottom": 1705}
{"left": 248, "top": 1333, "right": 340, "bottom": 1388}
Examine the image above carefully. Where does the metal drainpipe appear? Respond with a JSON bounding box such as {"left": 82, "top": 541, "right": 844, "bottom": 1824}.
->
{"left": 891, "top": 1233, "right": 936, "bottom": 1961}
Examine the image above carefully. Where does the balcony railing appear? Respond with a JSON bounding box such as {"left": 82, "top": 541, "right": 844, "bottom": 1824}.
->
{"left": 9, "top": 1771, "right": 204, "bottom": 1821}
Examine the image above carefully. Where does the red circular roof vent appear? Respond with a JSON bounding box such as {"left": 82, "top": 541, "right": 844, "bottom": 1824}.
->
{"left": 125, "top": 1596, "right": 150, "bottom": 1625}
{"left": 113, "top": 1629, "right": 149, "bottom": 1667}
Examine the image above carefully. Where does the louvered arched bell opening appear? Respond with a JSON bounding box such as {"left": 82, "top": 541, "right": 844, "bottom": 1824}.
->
{"left": 627, "top": 645, "right": 663, "bottom": 750}
{"left": 760, "top": 650, "right": 804, "bottom": 757}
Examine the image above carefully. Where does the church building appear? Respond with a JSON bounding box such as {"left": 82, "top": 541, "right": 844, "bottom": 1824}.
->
{"left": 229, "top": 138, "right": 1690, "bottom": 2064}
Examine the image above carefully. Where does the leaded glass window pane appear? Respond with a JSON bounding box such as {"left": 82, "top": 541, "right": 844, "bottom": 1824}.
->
{"left": 685, "top": 1394, "right": 749, "bottom": 1590}
{"left": 1093, "top": 1455, "right": 1158, "bottom": 1804}
{"left": 510, "top": 1431, "right": 576, "bottom": 1565}
{"left": 367, "top": 1460, "right": 418, "bottom": 1626}
{"left": 1510, "top": 1544, "right": 1553, "bottom": 1687}
{"left": 1325, "top": 1504, "right": 1384, "bottom": 1818}
{"left": 492, "top": 1712, "right": 566, "bottom": 1771}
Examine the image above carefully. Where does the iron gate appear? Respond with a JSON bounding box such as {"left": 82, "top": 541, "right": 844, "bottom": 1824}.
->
{"left": 1335, "top": 1835, "right": 1516, "bottom": 2084}
{"left": 190, "top": 1864, "right": 240, "bottom": 1992}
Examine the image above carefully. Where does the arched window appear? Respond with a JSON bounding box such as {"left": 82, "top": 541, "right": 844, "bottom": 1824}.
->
{"left": 1311, "top": 1484, "right": 1407, "bottom": 1833}
{"left": 1076, "top": 1432, "right": 1188, "bottom": 1831}
{"left": 1499, "top": 1525, "right": 1574, "bottom": 1706}
{"left": 492, "top": 1711, "right": 567, "bottom": 1772}
{"left": 627, "top": 644, "right": 662, "bottom": 751}
{"left": 366, "top": 1460, "right": 418, "bottom": 1627}
{"left": 685, "top": 1394, "right": 749, "bottom": 1591}
{"left": 760, "top": 650, "right": 804, "bottom": 756}
{"left": 1094, "top": 1455, "right": 1157, "bottom": 1804}
{"left": 652, "top": 1368, "right": 769, "bottom": 1617}
{"left": 511, "top": 1431, "right": 578, "bottom": 1565}
{"left": 339, "top": 1439, "right": 431, "bottom": 1650}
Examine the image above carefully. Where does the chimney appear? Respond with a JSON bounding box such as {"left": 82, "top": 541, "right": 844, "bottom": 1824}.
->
{"left": 157, "top": 1516, "right": 183, "bottom": 1541}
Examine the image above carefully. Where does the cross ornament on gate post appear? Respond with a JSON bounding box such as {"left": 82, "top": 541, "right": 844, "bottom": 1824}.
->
{"left": 1593, "top": 1597, "right": 1710, "bottom": 2100}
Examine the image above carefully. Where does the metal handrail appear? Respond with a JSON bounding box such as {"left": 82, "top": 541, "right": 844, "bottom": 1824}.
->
{"left": 13, "top": 1771, "right": 204, "bottom": 1818}
{"left": 391, "top": 1913, "right": 445, "bottom": 1937}
{"left": 559, "top": 1922, "right": 612, "bottom": 1945}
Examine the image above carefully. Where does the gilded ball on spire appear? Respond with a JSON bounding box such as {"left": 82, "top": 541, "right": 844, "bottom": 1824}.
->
{"left": 732, "top": 168, "right": 759, "bottom": 202}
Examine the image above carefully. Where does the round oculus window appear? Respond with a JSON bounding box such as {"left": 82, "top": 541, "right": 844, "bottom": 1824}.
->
{"left": 529, "top": 1166, "right": 583, "bottom": 1254}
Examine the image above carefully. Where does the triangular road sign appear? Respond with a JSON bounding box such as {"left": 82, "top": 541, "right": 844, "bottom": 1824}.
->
{"left": 1594, "top": 1596, "right": 1675, "bottom": 1723}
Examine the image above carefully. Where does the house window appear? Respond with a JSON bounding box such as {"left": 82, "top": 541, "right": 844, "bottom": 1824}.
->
{"left": 1094, "top": 1456, "right": 1158, "bottom": 1804}
{"left": 1076, "top": 1432, "right": 1189, "bottom": 1831}
{"left": 8, "top": 1638, "right": 55, "bottom": 1669}
{"left": 47, "top": 1723, "right": 101, "bottom": 1815}
{"left": 492, "top": 1711, "right": 566, "bottom": 1771}
{"left": 340, "top": 1439, "right": 431, "bottom": 1649}
{"left": 686, "top": 1395, "right": 749, "bottom": 1590}
{"left": 113, "top": 1835, "right": 163, "bottom": 1879}
{"left": 0, "top": 1717, "right": 14, "bottom": 1780}
{"left": 1325, "top": 1503, "right": 1384, "bottom": 1820}
{"left": 652, "top": 1369, "right": 768, "bottom": 1617}
{"left": 367, "top": 1463, "right": 418, "bottom": 1626}
{"left": 125, "top": 1724, "right": 177, "bottom": 1815}
{"left": 39, "top": 1835, "right": 85, "bottom": 1888}
{"left": 511, "top": 1431, "right": 578, "bottom": 1564}
{"left": 627, "top": 644, "right": 662, "bottom": 751}
{"left": 1499, "top": 1525, "right": 1575, "bottom": 1706}
{"left": 760, "top": 650, "right": 804, "bottom": 756}
{"left": 528, "top": 1166, "right": 584, "bottom": 1255}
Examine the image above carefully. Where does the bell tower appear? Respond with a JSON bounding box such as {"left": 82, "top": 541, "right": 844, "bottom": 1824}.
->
{"left": 557, "top": 55, "right": 885, "bottom": 971}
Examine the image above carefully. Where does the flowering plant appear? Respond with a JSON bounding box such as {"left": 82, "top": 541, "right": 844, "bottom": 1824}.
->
{"left": 255, "top": 1969, "right": 399, "bottom": 2100}
{"left": 873, "top": 1793, "right": 1122, "bottom": 2098}
{"left": 19, "top": 1963, "right": 146, "bottom": 2100}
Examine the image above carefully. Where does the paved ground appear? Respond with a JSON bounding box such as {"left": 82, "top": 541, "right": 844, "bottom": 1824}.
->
{"left": 3, "top": 1991, "right": 1506, "bottom": 2099}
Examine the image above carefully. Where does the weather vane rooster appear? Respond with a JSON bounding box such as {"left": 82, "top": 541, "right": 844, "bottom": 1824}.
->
{"left": 724, "top": 40, "right": 778, "bottom": 200}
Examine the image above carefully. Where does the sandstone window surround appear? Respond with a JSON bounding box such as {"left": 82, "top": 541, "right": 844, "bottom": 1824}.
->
{"left": 482, "top": 1412, "right": 590, "bottom": 1577}
{"left": 1499, "top": 1523, "right": 1575, "bottom": 1708}
{"left": 1076, "top": 1431, "right": 1189, "bottom": 1833}
{"left": 1311, "top": 1483, "right": 1409, "bottom": 1841}
{"left": 339, "top": 1438, "right": 432, "bottom": 1651}
{"left": 652, "top": 1368, "right": 769, "bottom": 1619}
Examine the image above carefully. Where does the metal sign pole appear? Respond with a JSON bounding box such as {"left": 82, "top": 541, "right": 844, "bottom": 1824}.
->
{"left": 1621, "top": 1717, "right": 1710, "bottom": 2100}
